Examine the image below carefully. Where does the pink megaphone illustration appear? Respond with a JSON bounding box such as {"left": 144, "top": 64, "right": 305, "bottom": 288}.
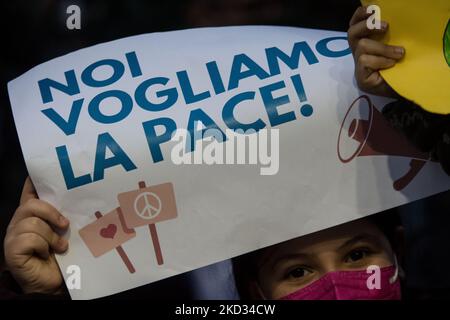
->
{"left": 337, "top": 95, "right": 433, "bottom": 191}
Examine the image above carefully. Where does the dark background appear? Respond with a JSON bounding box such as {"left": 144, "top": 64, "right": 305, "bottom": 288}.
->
{"left": 1, "top": 0, "right": 450, "bottom": 299}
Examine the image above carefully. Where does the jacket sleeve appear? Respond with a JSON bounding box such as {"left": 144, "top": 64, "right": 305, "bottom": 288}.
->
{"left": 0, "top": 270, "right": 70, "bottom": 300}
{"left": 0, "top": 270, "right": 22, "bottom": 299}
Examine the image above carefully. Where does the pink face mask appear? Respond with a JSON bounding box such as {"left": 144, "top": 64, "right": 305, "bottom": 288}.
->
{"left": 279, "top": 265, "right": 401, "bottom": 300}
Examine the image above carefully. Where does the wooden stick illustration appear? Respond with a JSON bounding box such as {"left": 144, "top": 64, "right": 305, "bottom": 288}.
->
{"left": 138, "top": 181, "right": 164, "bottom": 265}
{"left": 95, "top": 211, "right": 136, "bottom": 273}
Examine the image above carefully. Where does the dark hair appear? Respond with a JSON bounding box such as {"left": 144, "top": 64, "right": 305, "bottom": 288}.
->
{"left": 382, "top": 98, "right": 450, "bottom": 174}
{"left": 231, "top": 209, "right": 402, "bottom": 300}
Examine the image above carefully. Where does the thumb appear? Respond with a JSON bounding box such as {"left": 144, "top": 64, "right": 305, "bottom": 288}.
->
{"left": 20, "top": 177, "right": 38, "bottom": 205}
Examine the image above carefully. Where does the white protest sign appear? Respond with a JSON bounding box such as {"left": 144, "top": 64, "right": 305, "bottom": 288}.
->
{"left": 7, "top": 26, "right": 450, "bottom": 299}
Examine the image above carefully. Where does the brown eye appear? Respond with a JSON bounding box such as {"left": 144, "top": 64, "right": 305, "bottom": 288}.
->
{"left": 346, "top": 248, "right": 370, "bottom": 263}
{"left": 287, "top": 267, "right": 310, "bottom": 279}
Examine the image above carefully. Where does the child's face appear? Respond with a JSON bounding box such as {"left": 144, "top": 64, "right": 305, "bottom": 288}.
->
{"left": 255, "top": 219, "right": 395, "bottom": 299}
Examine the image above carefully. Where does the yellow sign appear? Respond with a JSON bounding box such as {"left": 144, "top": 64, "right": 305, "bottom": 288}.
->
{"left": 361, "top": 0, "right": 450, "bottom": 114}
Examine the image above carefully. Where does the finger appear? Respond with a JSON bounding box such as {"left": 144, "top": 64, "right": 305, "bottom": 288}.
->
{"left": 12, "top": 217, "right": 68, "bottom": 253}
{"left": 349, "top": 6, "right": 371, "bottom": 27}
{"left": 362, "top": 71, "right": 386, "bottom": 89}
{"left": 20, "top": 177, "right": 38, "bottom": 205}
{"left": 11, "top": 199, "right": 70, "bottom": 230}
{"left": 348, "top": 20, "right": 388, "bottom": 50}
{"left": 355, "top": 38, "right": 405, "bottom": 60}
{"left": 358, "top": 54, "right": 397, "bottom": 73}
{"left": 7, "top": 233, "right": 51, "bottom": 261}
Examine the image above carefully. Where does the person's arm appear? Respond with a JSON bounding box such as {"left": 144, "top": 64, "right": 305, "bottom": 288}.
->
{"left": 3, "top": 177, "right": 69, "bottom": 295}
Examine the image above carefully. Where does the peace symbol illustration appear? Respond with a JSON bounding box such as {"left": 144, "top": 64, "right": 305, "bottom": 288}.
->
{"left": 133, "top": 191, "right": 162, "bottom": 220}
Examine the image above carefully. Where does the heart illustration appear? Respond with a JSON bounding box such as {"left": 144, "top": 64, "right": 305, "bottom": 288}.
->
{"left": 100, "top": 224, "right": 117, "bottom": 239}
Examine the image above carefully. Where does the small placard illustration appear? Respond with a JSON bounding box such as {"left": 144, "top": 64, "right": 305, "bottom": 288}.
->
{"left": 117, "top": 182, "right": 177, "bottom": 228}
{"left": 79, "top": 181, "right": 177, "bottom": 271}
{"left": 79, "top": 208, "right": 136, "bottom": 273}
{"left": 118, "top": 181, "right": 177, "bottom": 265}
{"left": 79, "top": 208, "right": 136, "bottom": 257}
